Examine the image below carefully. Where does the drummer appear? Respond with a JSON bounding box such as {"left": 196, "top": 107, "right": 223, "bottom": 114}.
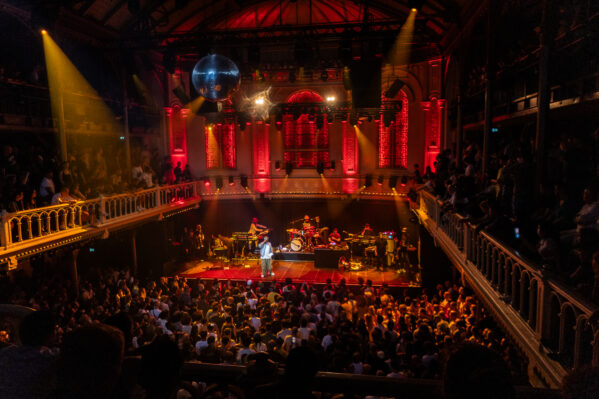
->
{"left": 328, "top": 228, "right": 341, "bottom": 246}
{"left": 302, "top": 215, "right": 314, "bottom": 231}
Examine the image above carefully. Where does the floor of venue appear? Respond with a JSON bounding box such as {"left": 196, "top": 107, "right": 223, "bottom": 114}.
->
{"left": 177, "top": 259, "right": 420, "bottom": 287}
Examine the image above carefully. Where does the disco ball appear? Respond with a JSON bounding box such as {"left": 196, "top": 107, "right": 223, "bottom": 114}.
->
{"left": 191, "top": 54, "right": 240, "bottom": 102}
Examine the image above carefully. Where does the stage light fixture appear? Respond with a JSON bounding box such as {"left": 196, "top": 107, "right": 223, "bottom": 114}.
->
{"left": 389, "top": 175, "right": 398, "bottom": 189}
{"left": 329, "top": 160, "right": 336, "bottom": 171}
{"left": 240, "top": 175, "right": 248, "bottom": 188}
{"left": 216, "top": 176, "right": 223, "bottom": 189}
{"left": 285, "top": 162, "right": 293, "bottom": 176}
{"left": 228, "top": 176, "right": 235, "bottom": 186}
{"left": 326, "top": 96, "right": 336, "bottom": 102}
{"left": 40, "top": 29, "right": 47, "bottom": 35}
{"left": 203, "top": 177, "right": 211, "bottom": 187}
{"left": 408, "top": 0, "right": 423, "bottom": 12}
{"left": 275, "top": 161, "right": 281, "bottom": 171}
{"left": 255, "top": 96, "right": 265, "bottom": 105}
{"left": 316, "top": 162, "right": 325, "bottom": 176}
{"left": 349, "top": 113, "right": 358, "bottom": 126}
{"left": 377, "top": 175, "right": 384, "bottom": 186}
{"left": 364, "top": 174, "right": 372, "bottom": 188}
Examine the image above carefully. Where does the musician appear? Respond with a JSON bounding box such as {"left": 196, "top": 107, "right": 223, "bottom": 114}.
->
{"left": 328, "top": 228, "right": 341, "bottom": 246}
{"left": 361, "top": 223, "right": 374, "bottom": 236}
{"left": 396, "top": 228, "right": 411, "bottom": 271}
{"left": 193, "top": 224, "right": 205, "bottom": 258}
{"left": 249, "top": 217, "right": 267, "bottom": 236}
{"left": 258, "top": 236, "right": 275, "bottom": 278}
{"left": 211, "top": 234, "right": 231, "bottom": 260}
{"left": 302, "top": 215, "right": 313, "bottom": 231}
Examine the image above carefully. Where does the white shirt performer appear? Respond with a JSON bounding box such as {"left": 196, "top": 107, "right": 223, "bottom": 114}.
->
{"left": 258, "top": 236, "right": 274, "bottom": 278}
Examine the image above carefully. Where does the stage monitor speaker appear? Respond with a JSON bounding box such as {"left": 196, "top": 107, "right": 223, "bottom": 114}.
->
{"left": 350, "top": 58, "right": 381, "bottom": 108}
{"left": 314, "top": 248, "right": 349, "bottom": 269}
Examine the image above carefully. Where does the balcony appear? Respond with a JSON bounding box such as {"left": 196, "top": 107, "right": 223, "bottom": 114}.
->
{"left": 0, "top": 182, "right": 201, "bottom": 269}
{"left": 417, "top": 191, "right": 599, "bottom": 388}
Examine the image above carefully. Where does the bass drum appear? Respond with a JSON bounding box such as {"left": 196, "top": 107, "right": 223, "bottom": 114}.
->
{"left": 290, "top": 238, "right": 303, "bottom": 252}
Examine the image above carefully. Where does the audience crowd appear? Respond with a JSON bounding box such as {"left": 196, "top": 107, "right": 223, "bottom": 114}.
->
{"left": 0, "top": 263, "right": 531, "bottom": 398}
{"left": 0, "top": 142, "right": 193, "bottom": 214}
{"left": 421, "top": 130, "right": 599, "bottom": 303}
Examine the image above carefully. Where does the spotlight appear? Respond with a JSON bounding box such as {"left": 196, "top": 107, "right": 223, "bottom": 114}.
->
{"left": 401, "top": 176, "right": 408, "bottom": 187}
{"left": 240, "top": 175, "right": 248, "bottom": 188}
{"left": 255, "top": 97, "right": 265, "bottom": 105}
{"left": 216, "top": 176, "right": 223, "bottom": 189}
{"left": 203, "top": 177, "right": 211, "bottom": 187}
{"left": 326, "top": 96, "right": 336, "bottom": 102}
{"left": 228, "top": 176, "right": 235, "bottom": 186}
{"left": 285, "top": 162, "right": 293, "bottom": 176}
{"left": 40, "top": 29, "right": 47, "bottom": 35}
{"left": 377, "top": 175, "right": 384, "bottom": 186}
{"left": 275, "top": 160, "right": 281, "bottom": 171}
{"left": 389, "top": 175, "right": 398, "bottom": 189}
{"left": 364, "top": 174, "right": 372, "bottom": 188}
{"left": 408, "top": 0, "right": 423, "bottom": 12}
{"left": 316, "top": 162, "right": 325, "bottom": 176}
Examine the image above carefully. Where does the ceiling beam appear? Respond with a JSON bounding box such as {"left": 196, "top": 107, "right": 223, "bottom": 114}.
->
{"left": 120, "top": 0, "right": 165, "bottom": 31}
{"left": 77, "top": 0, "right": 96, "bottom": 15}
{"left": 100, "top": 0, "right": 127, "bottom": 25}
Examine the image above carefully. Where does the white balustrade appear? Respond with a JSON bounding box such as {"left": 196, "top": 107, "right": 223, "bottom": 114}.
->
{"left": 419, "top": 190, "right": 599, "bottom": 374}
{"left": 0, "top": 181, "right": 200, "bottom": 249}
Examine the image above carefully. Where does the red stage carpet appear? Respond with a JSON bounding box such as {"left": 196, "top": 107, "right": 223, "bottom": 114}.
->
{"left": 177, "top": 260, "right": 419, "bottom": 287}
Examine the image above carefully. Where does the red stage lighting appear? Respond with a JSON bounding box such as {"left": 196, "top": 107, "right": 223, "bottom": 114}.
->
{"left": 203, "top": 177, "right": 211, "bottom": 187}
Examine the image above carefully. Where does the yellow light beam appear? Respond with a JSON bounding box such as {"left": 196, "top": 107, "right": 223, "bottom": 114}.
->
{"left": 388, "top": 9, "right": 417, "bottom": 67}
{"left": 42, "top": 31, "right": 121, "bottom": 160}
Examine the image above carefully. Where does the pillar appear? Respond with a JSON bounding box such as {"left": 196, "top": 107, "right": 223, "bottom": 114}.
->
{"left": 482, "top": 0, "right": 495, "bottom": 179}
{"left": 58, "top": 91, "right": 67, "bottom": 162}
{"left": 122, "top": 68, "right": 132, "bottom": 181}
{"left": 536, "top": 0, "right": 557, "bottom": 194}
{"left": 131, "top": 230, "right": 138, "bottom": 275}
{"left": 71, "top": 248, "right": 80, "bottom": 298}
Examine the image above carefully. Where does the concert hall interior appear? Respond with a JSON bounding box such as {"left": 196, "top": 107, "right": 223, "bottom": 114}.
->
{"left": 1, "top": 0, "right": 599, "bottom": 397}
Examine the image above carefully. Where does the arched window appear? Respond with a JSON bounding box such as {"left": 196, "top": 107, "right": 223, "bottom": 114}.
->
{"left": 378, "top": 90, "right": 408, "bottom": 169}
{"left": 283, "top": 90, "right": 329, "bottom": 168}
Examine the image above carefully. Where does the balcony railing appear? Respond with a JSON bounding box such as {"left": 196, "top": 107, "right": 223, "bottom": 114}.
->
{"left": 1, "top": 182, "right": 199, "bottom": 250}
{"left": 418, "top": 190, "right": 599, "bottom": 384}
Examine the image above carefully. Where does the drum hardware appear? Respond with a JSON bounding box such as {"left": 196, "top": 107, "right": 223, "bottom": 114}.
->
{"left": 290, "top": 238, "right": 304, "bottom": 252}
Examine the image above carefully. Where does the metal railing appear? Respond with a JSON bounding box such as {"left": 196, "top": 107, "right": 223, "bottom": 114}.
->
{"left": 1, "top": 182, "right": 200, "bottom": 249}
{"left": 418, "top": 190, "right": 599, "bottom": 377}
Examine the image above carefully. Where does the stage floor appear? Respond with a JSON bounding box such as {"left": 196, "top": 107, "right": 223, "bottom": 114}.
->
{"left": 177, "top": 259, "right": 420, "bottom": 287}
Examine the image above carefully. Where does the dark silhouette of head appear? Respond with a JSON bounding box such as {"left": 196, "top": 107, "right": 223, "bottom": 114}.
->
{"left": 19, "top": 310, "right": 54, "bottom": 346}
{"left": 56, "top": 324, "right": 124, "bottom": 399}
{"left": 443, "top": 343, "right": 514, "bottom": 399}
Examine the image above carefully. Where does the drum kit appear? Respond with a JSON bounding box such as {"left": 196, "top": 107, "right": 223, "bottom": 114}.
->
{"left": 286, "top": 226, "right": 329, "bottom": 252}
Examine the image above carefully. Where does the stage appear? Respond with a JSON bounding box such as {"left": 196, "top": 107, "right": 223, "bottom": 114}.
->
{"left": 177, "top": 259, "right": 420, "bottom": 287}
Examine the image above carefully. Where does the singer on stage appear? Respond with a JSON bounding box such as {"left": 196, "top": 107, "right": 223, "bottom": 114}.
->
{"left": 258, "top": 236, "right": 274, "bottom": 278}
